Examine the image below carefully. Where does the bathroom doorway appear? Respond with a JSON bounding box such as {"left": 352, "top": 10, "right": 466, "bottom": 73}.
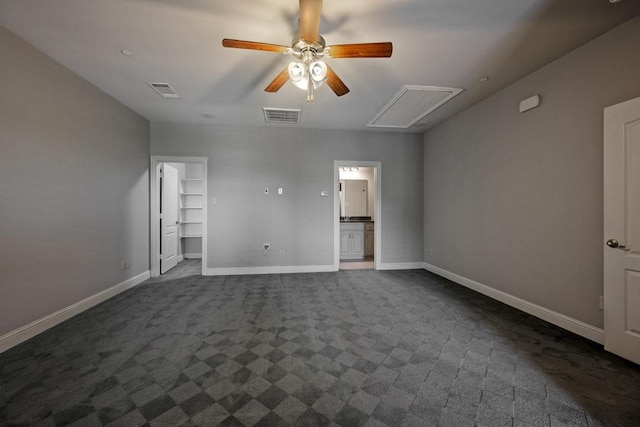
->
{"left": 334, "top": 161, "right": 381, "bottom": 270}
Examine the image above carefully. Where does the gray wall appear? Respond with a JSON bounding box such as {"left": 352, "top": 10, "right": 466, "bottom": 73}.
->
{"left": 423, "top": 17, "right": 640, "bottom": 328}
{"left": 0, "top": 28, "right": 150, "bottom": 336}
{"left": 151, "top": 125, "right": 423, "bottom": 269}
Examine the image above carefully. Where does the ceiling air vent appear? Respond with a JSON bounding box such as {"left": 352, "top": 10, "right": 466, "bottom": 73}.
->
{"left": 147, "top": 82, "right": 181, "bottom": 99}
{"left": 263, "top": 108, "right": 301, "bottom": 124}
{"left": 368, "top": 85, "right": 463, "bottom": 129}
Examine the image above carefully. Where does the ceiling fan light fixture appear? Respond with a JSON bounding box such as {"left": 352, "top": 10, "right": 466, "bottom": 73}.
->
{"left": 288, "top": 61, "right": 310, "bottom": 91}
{"left": 288, "top": 62, "right": 307, "bottom": 82}
{"left": 310, "top": 60, "right": 327, "bottom": 82}
{"left": 289, "top": 59, "right": 327, "bottom": 93}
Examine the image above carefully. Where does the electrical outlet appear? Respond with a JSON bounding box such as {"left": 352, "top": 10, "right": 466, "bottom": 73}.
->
{"left": 264, "top": 187, "right": 269, "bottom": 195}
{"left": 278, "top": 187, "right": 283, "bottom": 195}
{"left": 263, "top": 242, "right": 271, "bottom": 250}
{"left": 121, "top": 260, "right": 130, "bottom": 271}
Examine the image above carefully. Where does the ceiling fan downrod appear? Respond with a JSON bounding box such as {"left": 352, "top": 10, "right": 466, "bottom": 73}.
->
{"left": 307, "top": 75, "right": 314, "bottom": 102}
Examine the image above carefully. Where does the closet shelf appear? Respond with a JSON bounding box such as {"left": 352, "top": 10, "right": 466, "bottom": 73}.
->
{"left": 177, "top": 165, "right": 204, "bottom": 247}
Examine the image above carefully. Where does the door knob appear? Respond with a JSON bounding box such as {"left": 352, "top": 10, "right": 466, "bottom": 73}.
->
{"left": 607, "top": 239, "right": 620, "bottom": 248}
{"left": 606, "top": 239, "right": 630, "bottom": 251}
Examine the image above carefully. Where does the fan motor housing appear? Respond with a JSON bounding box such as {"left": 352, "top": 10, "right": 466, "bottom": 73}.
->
{"left": 291, "top": 35, "right": 326, "bottom": 60}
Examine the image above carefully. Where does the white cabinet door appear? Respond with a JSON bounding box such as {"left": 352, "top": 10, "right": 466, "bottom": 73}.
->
{"left": 604, "top": 96, "right": 640, "bottom": 364}
{"left": 340, "top": 230, "right": 352, "bottom": 257}
{"left": 351, "top": 230, "right": 364, "bottom": 257}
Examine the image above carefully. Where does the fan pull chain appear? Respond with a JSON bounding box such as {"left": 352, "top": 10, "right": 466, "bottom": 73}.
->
{"left": 307, "top": 70, "right": 314, "bottom": 102}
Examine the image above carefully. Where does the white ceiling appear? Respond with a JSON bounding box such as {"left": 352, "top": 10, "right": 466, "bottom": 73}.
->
{"left": 2, "top": 0, "right": 639, "bottom": 132}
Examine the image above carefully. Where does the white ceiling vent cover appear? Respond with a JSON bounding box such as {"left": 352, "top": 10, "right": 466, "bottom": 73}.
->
{"left": 368, "top": 85, "right": 463, "bottom": 129}
{"left": 263, "top": 108, "right": 301, "bottom": 124}
{"left": 147, "top": 82, "right": 181, "bottom": 99}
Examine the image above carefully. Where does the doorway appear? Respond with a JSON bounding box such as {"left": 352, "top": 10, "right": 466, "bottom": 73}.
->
{"left": 150, "top": 156, "right": 208, "bottom": 277}
{"left": 334, "top": 161, "right": 381, "bottom": 271}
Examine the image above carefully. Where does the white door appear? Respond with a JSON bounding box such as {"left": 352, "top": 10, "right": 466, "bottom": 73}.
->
{"left": 604, "top": 96, "right": 640, "bottom": 364}
{"left": 161, "top": 164, "right": 179, "bottom": 274}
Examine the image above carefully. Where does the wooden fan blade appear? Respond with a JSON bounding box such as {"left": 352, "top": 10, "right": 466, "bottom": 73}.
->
{"left": 328, "top": 42, "right": 393, "bottom": 58}
{"left": 265, "top": 67, "right": 290, "bottom": 93}
{"left": 325, "top": 65, "right": 349, "bottom": 97}
{"left": 222, "top": 39, "right": 289, "bottom": 53}
{"left": 299, "top": 0, "right": 323, "bottom": 43}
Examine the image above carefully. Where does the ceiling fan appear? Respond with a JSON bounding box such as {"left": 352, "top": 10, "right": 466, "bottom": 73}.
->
{"left": 222, "top": 0, "right": 392, "bottom": 102}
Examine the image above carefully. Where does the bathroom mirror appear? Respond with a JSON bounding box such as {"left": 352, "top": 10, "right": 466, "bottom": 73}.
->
{"left": 340, "top": 179, "right": 368, "bottom": 217}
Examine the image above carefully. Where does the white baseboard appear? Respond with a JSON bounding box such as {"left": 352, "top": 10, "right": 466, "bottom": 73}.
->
{"left": 184, "top": 253, "right": 202, "bottom": 259}
{"left": 206, "top": 265, "right": 336, "bottom": 276}
{"left": 423, "top": 263, "right": 604, "bottom": 344}
{"left": 377, "top": 262, "right": 428, "bottom": 271}
{"left": 0, "top": 271, "right": 151, "bottom": 353}
{"left": 205, "top": 262, "right": 426, "bottom": 276}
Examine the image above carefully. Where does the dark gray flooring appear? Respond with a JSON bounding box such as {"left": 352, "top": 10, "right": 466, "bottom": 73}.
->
{"left": 2, "top": 260, "right": 639, "bottom": 426}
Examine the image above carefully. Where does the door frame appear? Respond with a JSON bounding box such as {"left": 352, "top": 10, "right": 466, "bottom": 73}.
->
{"left": 334, "top": 161, "right": 382, "bottom": 270}
{"left": 150, "top": 155, "right": 208, "bottom": 277}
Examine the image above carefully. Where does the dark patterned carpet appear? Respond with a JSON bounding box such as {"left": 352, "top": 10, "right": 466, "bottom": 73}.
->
{"left": 1, "top": 261, "right": 639, "bottom": 426}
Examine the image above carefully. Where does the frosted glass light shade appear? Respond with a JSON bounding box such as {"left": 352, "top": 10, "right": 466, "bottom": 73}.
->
{"left": 288, "top": 62, "right": 307, "bottom": 81}
{"left": 309, "top": 61, "right": 327, "bottom": 82}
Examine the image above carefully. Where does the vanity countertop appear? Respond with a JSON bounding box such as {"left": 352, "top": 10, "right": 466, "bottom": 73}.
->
{"left": 340, "top": 217, "right": 374, "bottom": 223}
